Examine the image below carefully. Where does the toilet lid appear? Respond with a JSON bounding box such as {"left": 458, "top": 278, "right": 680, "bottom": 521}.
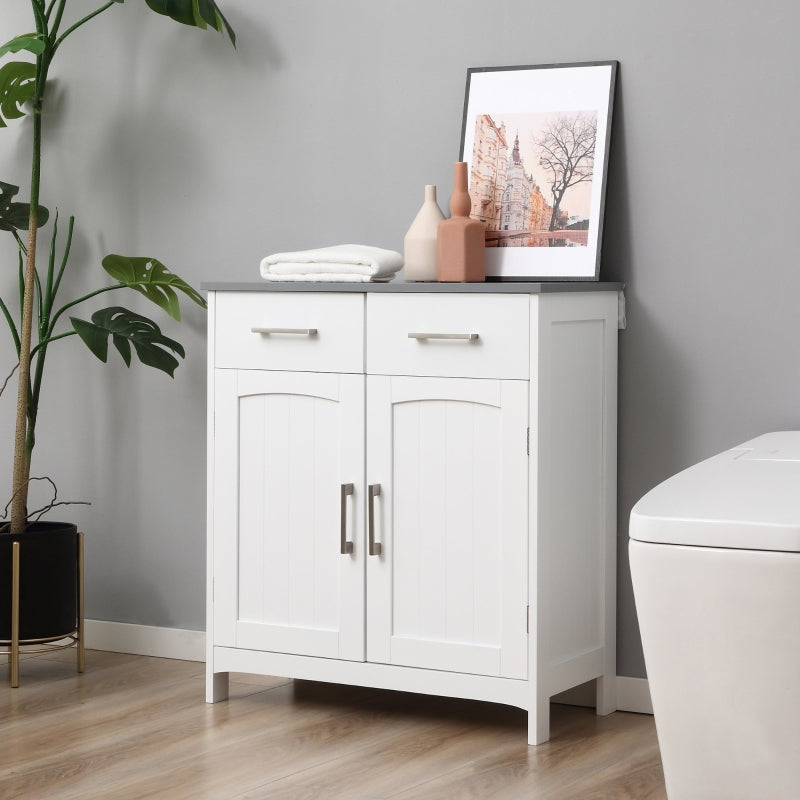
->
{"left": 629, "top": 432, "right": 800, "bottom": 552}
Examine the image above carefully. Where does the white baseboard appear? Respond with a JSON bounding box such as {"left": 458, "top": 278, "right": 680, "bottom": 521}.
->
{"left": 553, "top": 675, "right": 653, "bottom": 715}
{"left": 85, "top": 620, "right": 653, "bottom": 714}
{"left": 85, "top": 619, "right": 205, "bottom": 662}
{"left": 616, "top": 675, "right": 654, "bottom": 714}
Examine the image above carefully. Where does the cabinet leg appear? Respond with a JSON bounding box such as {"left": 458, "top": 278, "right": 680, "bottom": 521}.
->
{"left": 206, "top": 669, "right": 229, "bottom": 703}
{"left": 595, "top": 674, "right": 617, "bottom": 716}
{"left": 528, "top": 690, "right": 551, "bottom": 745}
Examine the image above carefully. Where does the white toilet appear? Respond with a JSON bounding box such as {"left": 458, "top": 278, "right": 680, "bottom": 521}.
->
{"left": 629, "top": 431, "right": 800, "bottom": 800}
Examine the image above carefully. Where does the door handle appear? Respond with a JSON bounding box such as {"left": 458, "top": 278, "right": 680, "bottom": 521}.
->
{"left": 368, "top": 484, "right": 382, "bottom": 556}
{"left": 340, "top": 483, "right": 354, "bottom": 555}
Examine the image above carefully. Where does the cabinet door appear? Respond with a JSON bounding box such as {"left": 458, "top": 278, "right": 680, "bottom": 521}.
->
{"left": 213, "top": 369, "right": 365, "bottom": 661}
{"left": 366, "top": 376, "right": 528, "bottom": 679}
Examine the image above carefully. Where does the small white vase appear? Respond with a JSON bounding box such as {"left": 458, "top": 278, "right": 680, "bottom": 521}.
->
{"left": 403, "top": 185, "right": 445, "bottom": 281}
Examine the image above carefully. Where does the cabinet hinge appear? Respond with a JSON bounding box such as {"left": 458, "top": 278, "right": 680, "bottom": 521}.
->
{"left": 526, "top": 605, "right": 530, "bottom": 634}
{"left": 526, "top": 427, "right": 530, "bottom": 456}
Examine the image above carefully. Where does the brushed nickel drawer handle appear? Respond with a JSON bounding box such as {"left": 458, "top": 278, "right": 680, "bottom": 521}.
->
{"left": 408, "top": 332, "right": 479, "bottom": 341}
{"left": 368, "top": 484, "right": 382, "bottom": 556}
{"left": 340, "top": 483, "right": 354, "bottom": 555}
{"left": 251, "top": 327, "right": 318, "bottom": 336}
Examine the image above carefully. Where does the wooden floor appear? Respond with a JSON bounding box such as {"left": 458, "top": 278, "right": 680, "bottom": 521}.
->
{"left": 1, "top": 648, "right": 667, "bottom": 800}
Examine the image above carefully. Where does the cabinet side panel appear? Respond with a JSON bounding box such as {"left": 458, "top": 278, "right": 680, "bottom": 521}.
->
{"left": 546, "top": 318, "right": 605, "bottom": 658}
{"left": 535, "top": 292, "right": 617, "bottom": 687}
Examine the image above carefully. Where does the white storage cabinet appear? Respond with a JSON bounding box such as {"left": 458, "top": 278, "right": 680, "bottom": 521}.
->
{"left": 206, "top": 284, "right": 620, "bottom": 745}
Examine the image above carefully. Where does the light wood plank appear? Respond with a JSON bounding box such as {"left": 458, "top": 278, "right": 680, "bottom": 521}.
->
{"left": 0, "top": 651, "right": 665, "bottom": 799}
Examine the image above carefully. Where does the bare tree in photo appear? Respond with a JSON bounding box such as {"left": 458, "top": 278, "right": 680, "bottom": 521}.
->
{"left": 535, "top": 113, "right": 597, "bottom": 231}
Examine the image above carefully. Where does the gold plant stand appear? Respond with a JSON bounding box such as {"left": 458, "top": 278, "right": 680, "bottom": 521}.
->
{"left": 2, "top": 532, "right": 84, "bottom": 687}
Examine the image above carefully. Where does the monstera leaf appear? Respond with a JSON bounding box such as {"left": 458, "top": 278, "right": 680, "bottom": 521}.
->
{"left": 71, "top": 307, "right": 186, "bottom": 377}
{"left": 0, "top": 180, "right": 49, "bottom": 232}
{"left": 102, "top": 254, "right": 206, "bottom": 321}
{"left": 0, "top": 61, "right": 36, "bottom": 127}
{"left": 0, "top": 33, "right": 47, "bottom": 59}
{"left": 144, "top": 0, "right": 236, "bottom": 45}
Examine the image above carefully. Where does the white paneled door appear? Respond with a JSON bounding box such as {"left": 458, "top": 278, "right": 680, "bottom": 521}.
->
{"left": 213, "top": 369, "right": 365, "bottom": 661}
{"left": 365, "top": 375, "right": 529, "bottom": 679}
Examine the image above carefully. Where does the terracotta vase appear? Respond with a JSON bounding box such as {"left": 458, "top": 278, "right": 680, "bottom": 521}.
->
{"left": 437, "top": 162, "right": 485, "bottom": 282}
{"left": 403, "top": 185, "right": 445, "bottom": 281}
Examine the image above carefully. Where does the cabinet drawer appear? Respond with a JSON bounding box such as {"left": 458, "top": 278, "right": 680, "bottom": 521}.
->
{"left": 366, "top": 294, "right": 529, "bottom": 379}
{"left": 214, "top": 292, "right": 364, "bottom": 373}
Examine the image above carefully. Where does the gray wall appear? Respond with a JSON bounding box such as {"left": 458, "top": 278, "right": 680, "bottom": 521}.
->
{"left": 2, "top": 1, "right": 798, "bottom": 678}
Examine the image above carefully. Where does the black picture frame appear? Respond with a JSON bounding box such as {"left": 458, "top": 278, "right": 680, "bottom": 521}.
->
{"left": 459, "top": 61, "right": 617, "bottom": 281}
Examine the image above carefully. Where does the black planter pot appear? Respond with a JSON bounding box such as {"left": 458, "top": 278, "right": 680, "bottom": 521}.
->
{"left": 0, "top": 521, "right": 80, "bottom": 642}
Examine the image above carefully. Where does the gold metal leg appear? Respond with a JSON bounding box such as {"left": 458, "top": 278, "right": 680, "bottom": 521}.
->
{"left": 11, "top": 541, "right": 20, "bottom": 688}
{"left": 77, "top": 532, "right": 85, "bottom": 674}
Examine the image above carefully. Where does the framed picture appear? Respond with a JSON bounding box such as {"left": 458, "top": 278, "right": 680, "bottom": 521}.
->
{"left": 459, "top": 61, "right": 617, "bottom": 280}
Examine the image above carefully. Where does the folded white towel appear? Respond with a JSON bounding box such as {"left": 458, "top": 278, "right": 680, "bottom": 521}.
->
{"left": 260, "top": 244, "right": 403, "bottom": 282}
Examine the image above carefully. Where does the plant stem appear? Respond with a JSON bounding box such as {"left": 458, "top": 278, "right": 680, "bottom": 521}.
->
{"left": 10, "top": 106, "right": 42, "bottom": 532}
{"left": 10, "top": 2, "right": 50, "bottom": 533}
{"left": 53, "top": 1, "right": 119, "bottom": 54}
{"left": 30, "top": 329, "right": 76, "bottom": 356}
{"left": 47, "top": 283, "right": 124, "bottom": 335}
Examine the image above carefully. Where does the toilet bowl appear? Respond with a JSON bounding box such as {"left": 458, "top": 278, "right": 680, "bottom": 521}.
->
{"left": 629, "top": 432, "right": 800, "bottom": 800}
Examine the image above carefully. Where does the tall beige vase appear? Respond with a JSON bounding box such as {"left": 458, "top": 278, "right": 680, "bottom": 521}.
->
{"left": 437, "top": 162, "right": 485, "bottom": 282}
{"left": 403, "top": 185, "right": 445, "bottom": 281}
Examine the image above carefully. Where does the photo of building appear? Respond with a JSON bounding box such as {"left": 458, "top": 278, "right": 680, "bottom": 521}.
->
{"left": 468, "top": 111, "right": 597, "bottom": 247}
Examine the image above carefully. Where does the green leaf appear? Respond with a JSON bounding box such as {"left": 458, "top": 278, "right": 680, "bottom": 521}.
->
{"left": 70, "top": 307, "right": 186, "bottom": 377}
{"left": 101, "top": 254, "right": 206, "bottom": 321}
{"left": 144, "top": 0, "right": 236, "bottom": 45}
{"left": 0, "top": 34, "right": 47, "bottom": 59}
{"left": 0, "top": 180, "right": 49, "bottom": 232}
{"left": 0, "top": 61, "right": 36, "bottom": 127}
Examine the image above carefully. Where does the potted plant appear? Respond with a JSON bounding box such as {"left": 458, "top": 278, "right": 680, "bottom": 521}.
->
{"left": 0, "top": 0, "right": 235, "bottom": 682}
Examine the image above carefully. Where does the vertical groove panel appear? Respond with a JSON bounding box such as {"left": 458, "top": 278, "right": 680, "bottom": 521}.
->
{"left": 473, "top": 404, "right": 503, "bottom": 647}
{"left": 392, "top": 402, "right": 420, "bottom": 639}
{"left": 237, "top": 396, "right": 265, "bottom": 622}
{"left": 417, "top": 400, "right": 447, "bottom": 641}
{"left": 313, "top": 397, "right": 339, "bottom": 631}
{"left": 391, "top": 396, "right": 504, "bottom": 649}
{"left": 445, "top": 400, "right": 476, "bottom": 644}
{"left": 288, "top": 395, "right": 315, "bottom": 628}
{"left": 261, "top": 395, "right": 290, "bottom": 625}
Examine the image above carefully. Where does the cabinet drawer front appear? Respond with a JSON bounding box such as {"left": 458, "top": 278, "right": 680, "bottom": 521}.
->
{"left": 215, "top": 292, "right": 364, "bottom": 373}
{"left": 366, "top": 294, "right": 529, "bottom": 379}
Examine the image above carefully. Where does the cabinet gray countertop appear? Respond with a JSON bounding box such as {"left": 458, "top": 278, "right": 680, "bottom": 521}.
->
{"left": 202, "top": 280, "right": 624, "bottom": 294}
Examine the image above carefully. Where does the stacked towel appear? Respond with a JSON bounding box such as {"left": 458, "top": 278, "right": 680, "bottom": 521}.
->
{"left": 260, "top": 244, "right": 403, "bottom": 282}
